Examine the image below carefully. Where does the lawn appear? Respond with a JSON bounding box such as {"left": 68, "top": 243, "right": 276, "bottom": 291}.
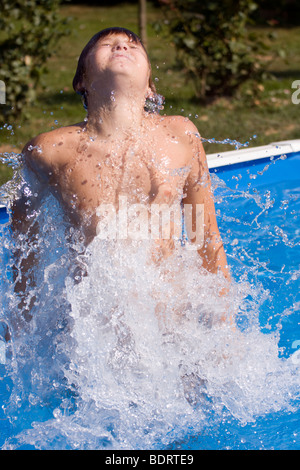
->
{"left": 0, "top": 2, "right": 299, "bottom": 184}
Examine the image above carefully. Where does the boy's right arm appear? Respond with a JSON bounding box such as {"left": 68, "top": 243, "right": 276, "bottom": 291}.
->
{"left": 10, "top": 139, "right": 50, "bottom": 317}
{"left": 11, "top": 138, "right": 50, "bottom": 233}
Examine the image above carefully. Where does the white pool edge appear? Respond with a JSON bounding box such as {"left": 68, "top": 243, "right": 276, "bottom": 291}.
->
{"left": 206, "top": 139, "right": 300, "bottom": 169}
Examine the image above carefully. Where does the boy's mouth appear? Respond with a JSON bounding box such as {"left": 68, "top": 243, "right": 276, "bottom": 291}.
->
{"left": 111, "top": 53, "right": 132, "bottom": 61}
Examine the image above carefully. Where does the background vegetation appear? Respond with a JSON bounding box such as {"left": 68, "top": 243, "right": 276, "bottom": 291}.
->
{"left": 0, "top": 0, "right": 299, "bottom": 184}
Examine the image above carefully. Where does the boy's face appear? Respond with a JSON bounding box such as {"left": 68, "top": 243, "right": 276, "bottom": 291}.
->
{"left": 82, "top": 33, "right": 152, "bottom": 96}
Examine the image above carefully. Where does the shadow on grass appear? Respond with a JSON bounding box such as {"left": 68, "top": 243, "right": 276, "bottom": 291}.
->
{"left": 38, "top": 90, "right": 80, "bottom": 107}
{"left": 268, "top": 70, "right": 300, "bottom": 80}
{"left": 163, "top": 94, "right": 201, "bottom": 111}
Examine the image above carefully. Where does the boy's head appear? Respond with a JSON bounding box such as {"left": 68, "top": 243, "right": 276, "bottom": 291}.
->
{"left": 73, "top": 27, "right": 161, "bottom": 111}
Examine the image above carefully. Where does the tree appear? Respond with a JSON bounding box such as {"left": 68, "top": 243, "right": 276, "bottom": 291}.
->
{"left": 0, "top": 0, "right": 69, "bottom": 122}
{"left": 157, "top": 0, "right": 271, "bottom": 102}
{"left": 139, "top": 0, "right": 147, "bottom": 48}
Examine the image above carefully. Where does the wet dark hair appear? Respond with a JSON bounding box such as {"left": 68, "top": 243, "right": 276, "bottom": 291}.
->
{"left": 72, "top": 27, "right": 164, "bottom": 113}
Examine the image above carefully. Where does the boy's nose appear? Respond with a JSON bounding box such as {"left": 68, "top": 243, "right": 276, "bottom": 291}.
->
{"left": 114, "top": 43, "right": 128, "bottom": 51}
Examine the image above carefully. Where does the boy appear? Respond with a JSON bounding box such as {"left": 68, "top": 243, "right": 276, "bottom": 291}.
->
{"left": 12, "top": 27, "right": 230, "bottom": 283}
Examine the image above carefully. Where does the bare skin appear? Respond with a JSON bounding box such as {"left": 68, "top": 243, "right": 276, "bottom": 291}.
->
{"left": 11, "top": 33, "right": 231, "bottom": 300}
{"left": 15, "top": 114, "right": 229, "bottom": 274}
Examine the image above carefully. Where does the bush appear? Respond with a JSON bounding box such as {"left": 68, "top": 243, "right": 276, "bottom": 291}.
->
{"left": 0, "top": 0, "right": 69, "bottom": 122}
{"left": 156, "top": 0, "right": 272, "bottom": 103}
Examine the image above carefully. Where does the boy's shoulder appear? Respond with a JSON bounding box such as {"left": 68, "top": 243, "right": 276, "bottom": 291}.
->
{"left": 154, "top": 114, "right": 200, "bottom": 139}
{"left": 24, "top": 122, "right": 83, "bottom": 153}
{"left": 22, "top": 122, "right": 84, "bottom": 169}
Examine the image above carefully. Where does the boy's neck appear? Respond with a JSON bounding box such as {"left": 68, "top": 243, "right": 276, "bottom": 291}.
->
{"left": 84, "top": 86, "right": 147, "bottom": 140}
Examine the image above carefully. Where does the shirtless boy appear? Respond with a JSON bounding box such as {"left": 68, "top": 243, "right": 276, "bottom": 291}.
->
{"left": 12, "top": 27, "right": 230, "bottom": 284}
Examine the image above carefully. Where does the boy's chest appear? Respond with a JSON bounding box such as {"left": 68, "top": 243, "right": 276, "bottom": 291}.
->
{"left": 53, "top": 135, "right": 191, "bottom": 210}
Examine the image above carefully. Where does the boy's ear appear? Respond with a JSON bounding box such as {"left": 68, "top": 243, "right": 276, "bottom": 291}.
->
{"left": 78, "top": 79, "right": 87, "bottom": 95}
{"left": 76, "top": 70, "right": 88, "bottom": 95}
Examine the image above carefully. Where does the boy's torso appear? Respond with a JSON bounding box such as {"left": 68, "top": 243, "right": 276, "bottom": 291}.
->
{"left": 40, "top": 115, "right": 195, "bottom": 241}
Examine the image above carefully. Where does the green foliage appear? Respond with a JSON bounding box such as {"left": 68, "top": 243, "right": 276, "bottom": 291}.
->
{"left": 0, "top": 0, "right": 70, "bottom": 122}
{"left": 155, "top": 0, "right": 273, "bottom": 102}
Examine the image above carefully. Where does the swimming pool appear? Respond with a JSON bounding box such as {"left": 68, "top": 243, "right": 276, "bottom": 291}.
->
{"left": 0, "top": 140, "right": 299, "bottom": 450}
{"left": 195, "top": 140, "right": 300, "bottom": 449}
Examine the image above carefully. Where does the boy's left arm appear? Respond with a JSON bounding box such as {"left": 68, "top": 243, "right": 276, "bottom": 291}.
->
{"left": 182, "top": 124, "right": 231, "bottom": 284}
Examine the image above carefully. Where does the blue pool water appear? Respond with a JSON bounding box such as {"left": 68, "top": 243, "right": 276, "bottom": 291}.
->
{"left": 0, "top": 149, "right": 299, "bottom": 450}
{"left": 187, "top": 150, "right": 300, "bottom": 449}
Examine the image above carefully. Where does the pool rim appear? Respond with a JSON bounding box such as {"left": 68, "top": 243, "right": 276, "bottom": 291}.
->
{"left": 206, "top": 138, "right": 300, "bottom": 171}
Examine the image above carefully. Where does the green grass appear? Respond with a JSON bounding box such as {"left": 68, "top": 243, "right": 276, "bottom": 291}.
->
{"left": 1, "top": 3, "right": 300, "bottom": 185}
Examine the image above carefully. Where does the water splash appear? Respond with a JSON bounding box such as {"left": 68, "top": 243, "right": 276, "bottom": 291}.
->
{"left": 199, "top": 134, "right": 256, "bottom": 150}
{"left": 0, "top": 131, "right": 299, "bottom": 450}
{"left": 0, "top": 150, "right": 23, "bottom": 208}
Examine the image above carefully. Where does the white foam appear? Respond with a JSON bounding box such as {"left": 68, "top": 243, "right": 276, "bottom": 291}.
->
{"left": 1, "top": 155, "right": 299, "bottom": 450}
{"left": 0, "top": 340, "right": 6, "bottom": 364}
